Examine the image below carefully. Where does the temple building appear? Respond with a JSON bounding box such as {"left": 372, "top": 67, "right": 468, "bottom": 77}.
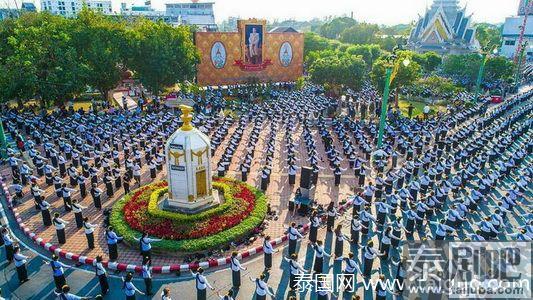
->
{"left": 408, "top": 0, "right": 480, "bottom": 55}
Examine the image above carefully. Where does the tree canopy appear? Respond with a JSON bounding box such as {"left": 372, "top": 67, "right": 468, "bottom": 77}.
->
{"left": 476, "top": 23, "right": 503, "bottom": 52}
{"left": 370, "top": 50, "right": 421, "bottom": 92}
{"left": 125, "top": 19, "right": 199, "bottom": 96}
{"left": 441, "top": 54, "right": 514, "bottom": 87}
{"left": 319, "top": 17, "right": 357, "bottom": 39}
{"left": 0, "top": 9, "right": 199, "bottom": 106}
{"left": 308, "top": 52, "right": 366, "bottom": 91}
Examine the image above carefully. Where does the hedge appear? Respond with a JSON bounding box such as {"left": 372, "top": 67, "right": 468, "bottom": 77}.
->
{"left": 110, "top": 179, "right": 268, "bottom": 252}
{"left": 147, "top": 181, "right": 237, "bottom": 224}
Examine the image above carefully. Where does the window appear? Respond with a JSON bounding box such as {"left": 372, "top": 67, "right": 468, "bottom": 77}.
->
{"left": 505, "top": 40, "right": 516, "bottom": 46}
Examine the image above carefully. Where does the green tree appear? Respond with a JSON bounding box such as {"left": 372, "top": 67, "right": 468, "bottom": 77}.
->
{"left": 441, "top": 54, "right": 483, "bottom": 85}
{"left": 413, "top": 75, "right": 462, "bottom": 98}
{"left": 309, "top": 53, "right": 366, "bottom": 91}
{"left": 0, "top": 18, "right": 35, "bottom": 105}
{"left": 371, "top": 51, "right": 421, "bottom": 92}
{"left": 485, "top": 56, "right": 515, "bottom": 82}
{"left": 422, "top": 51, "right": 442, "bottom": 73}
{"left": 319, "top": 17, "right": 357, "bottom": 39}
{"left": 71, "top": 8, "right": 127, "bottom": 100}
{"left": 126, "top": 19, "right": 199, "bottom": 95}
{"left": 339, "top": 23, "right": 380, "bottom": 44}
{"left": 305, "top": 49, "right": 338, "bottom": 67}
{"left": 345, "top": 44, "right": 382, "bottom": 68}
{"left": 377, "top": 36, "right": 398, "bottom": 51}
{"left": 1, "top": 13, "right": 86, "bottom": 107}
{"left": 304, "top": 32, "right": 341, "bottom": 57}
{"left": 476, "top": 23, "right": 502, "bottom": 52}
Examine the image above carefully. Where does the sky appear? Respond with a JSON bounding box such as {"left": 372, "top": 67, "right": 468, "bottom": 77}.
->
{"left": 153, "top": 0, "right": 517, "bottom": 25}
{"left": 1, "top": 0, "right": 519, "bottom": 25}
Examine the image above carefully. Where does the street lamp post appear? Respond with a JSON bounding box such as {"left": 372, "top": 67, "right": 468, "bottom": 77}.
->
{"left": 475, "top": 48, "right": 499, "bottom": 101}
{"left": 0, "top": 118, "right": 6, "bottom": 159}
{"left": 475, "top": 53, "right": 488, "bottom": 101}
{"left": 376, "top": 54, "right": 410, "bottom": 149}
{"left": 376, "top": 68, "right": 393, "bottom": 149}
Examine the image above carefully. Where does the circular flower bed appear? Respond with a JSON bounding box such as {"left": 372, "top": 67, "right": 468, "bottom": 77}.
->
{"left": 110, "top": 178, "right": 267, "bottom": 252}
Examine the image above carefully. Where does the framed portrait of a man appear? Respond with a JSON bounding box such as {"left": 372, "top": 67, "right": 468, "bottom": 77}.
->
{"left": 244, "top": 24, "right": 263, "bottom": 65}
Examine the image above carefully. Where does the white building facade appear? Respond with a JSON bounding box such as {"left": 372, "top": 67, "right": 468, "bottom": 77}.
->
{"left": 501, "top": 1, "right": 533, "bottom": 61}
{"left": 165, "top": 1, "right": 216, "bottom": 31}
{"left": 41, "top": 0, "right": 113, "bottom": 17}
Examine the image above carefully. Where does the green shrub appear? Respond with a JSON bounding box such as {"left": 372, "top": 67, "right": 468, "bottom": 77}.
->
{"left": 110, "top": 179, "right": 268, "bottom": 252}
{"left": 147, "top": 182, "right": 237, "bottom": 224}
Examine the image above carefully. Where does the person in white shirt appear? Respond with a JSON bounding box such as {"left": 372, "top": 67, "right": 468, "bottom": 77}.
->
{"left": 60, "top": 184, "right": 76, "bottom": 212}
{"left": 431, "top": 219, "right": 456, "bottom": 241}
{"left": 230, "top": 251, "right": 247, "bottom": 287}
{"left": 8, "top": 184, "right": 23, "bottom": 205}
{"left": 308, "top": 210, "right": 321, "bottom": 244}
{"left": 216, "top": 290, "right": 234, "bottom": 300}
{"left": 54, "top": 284, "right": 90, "bottom": 300}
{"left": 82, "top": 217, "right": 97, "bottom": 249}
{"left": 311, "top": 240, "right": 331, "bottom": 274}
{"left": 362, "top": 241, "right": 381, "bottom": 278}
{"left": 13, "top": 246, "right": 30, "bottom": 284}
{"left": 262, "top": 235, "right": 278, "bottom": 271}
{"left": 284, "top": 253, "right": 308, "bottom": 291}
{"left": 94, "top": 256, "right": 109, "bottom": 295}
{"left": 286, "top": 222, "right": 303, "bottom": 256}
{"left": 2, "top": 228, "right": 15, "bottom": 263}
{"left": 106, "top": 226, "right": 123, "bottom": 261}
{"left": 141, "top": 257, "right": 153, "bottom": 296}
{"left": 392, "top": 257, "right": 407, "bottom": 295}
{"left": 338, "top": 252, "right": 362, "bottom": 293}
{"left": 160, "top": 287, "right": 172, "bottom": 300}
{"left": 134, "top": 233, "right": 162, "bottom": 260}
{"left": 249, "top": 273, "right": 275, "bottom": 300}
{"left": 90, "top": 183, "right": 103, "bottom": 210}
{"left": 70, "top": 200, "right": 86, "bottom": 229}
{"left": 191, "top": 267, "right": 214, "bottom": 300}
{"left": 53, "top": 213, "right": 69, "bottom": 244}
{"left": 122, "top": 272, "right": 144, "bottom": 299}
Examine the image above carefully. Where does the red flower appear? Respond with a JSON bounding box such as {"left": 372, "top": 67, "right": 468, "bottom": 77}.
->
{"left": 122, "top": 180, "right": 258, "bottom": 240}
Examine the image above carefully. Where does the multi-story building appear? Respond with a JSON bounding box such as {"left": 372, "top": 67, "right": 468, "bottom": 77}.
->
{"left": 501, "top": 1, "right": 533, "bottom": 61}
{"left": 165, "top": 0, "right": 216, "bottom": 31}
{"left": 41, "top": 0, "right": 113, "bottom": 17}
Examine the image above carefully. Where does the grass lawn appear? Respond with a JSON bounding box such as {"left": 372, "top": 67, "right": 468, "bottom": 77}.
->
{"left": 398, "top": 98, "right": 447, "bottom": 118}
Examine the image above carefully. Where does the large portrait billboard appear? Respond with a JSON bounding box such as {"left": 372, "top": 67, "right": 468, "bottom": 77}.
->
{"left": 195, "top": 19, "right": 304, "bottom": 86}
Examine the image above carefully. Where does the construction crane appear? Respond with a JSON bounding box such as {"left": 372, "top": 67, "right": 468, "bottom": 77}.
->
{"left": 514, "top": 0, "right": 531, "bottom": 63}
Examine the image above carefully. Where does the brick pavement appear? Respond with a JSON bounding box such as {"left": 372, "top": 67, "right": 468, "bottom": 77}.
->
{"left": 3, "top": 88, "right": 531, "bottom": 270}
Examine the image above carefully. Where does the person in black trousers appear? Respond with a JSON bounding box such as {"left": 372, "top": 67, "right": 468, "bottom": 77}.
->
{"left": 308, "top": 210, "right": 320, "bottom": 243}
{"left": 13, "top": 246, "right": 29, "bottom": 284}
{"left": 39, "top": 200, "right": 52, "bottom": 226}
{"left": 141, "top": 257, "right": 153, "bottom": 296}
{"left": 83, "top": 217, "right": 97, "bottom": 249}
{"left": 311, "top": 240, "right": 330, "bottom": 274}
{"left": 2, "top": 228, "right": 15, "bottom": 263}
{"left": 71, "top": 200, "right": 86, "bottom": 229}
{"left": 90, "top": 183, "right": 103, "bottom": 210}
{"left": 95, "top": 255, "right": 109, "bottom": 296}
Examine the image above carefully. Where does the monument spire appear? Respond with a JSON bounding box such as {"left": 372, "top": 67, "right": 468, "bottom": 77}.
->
{"left": 179, "top": 105, "right": 194, "bottom": 131}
